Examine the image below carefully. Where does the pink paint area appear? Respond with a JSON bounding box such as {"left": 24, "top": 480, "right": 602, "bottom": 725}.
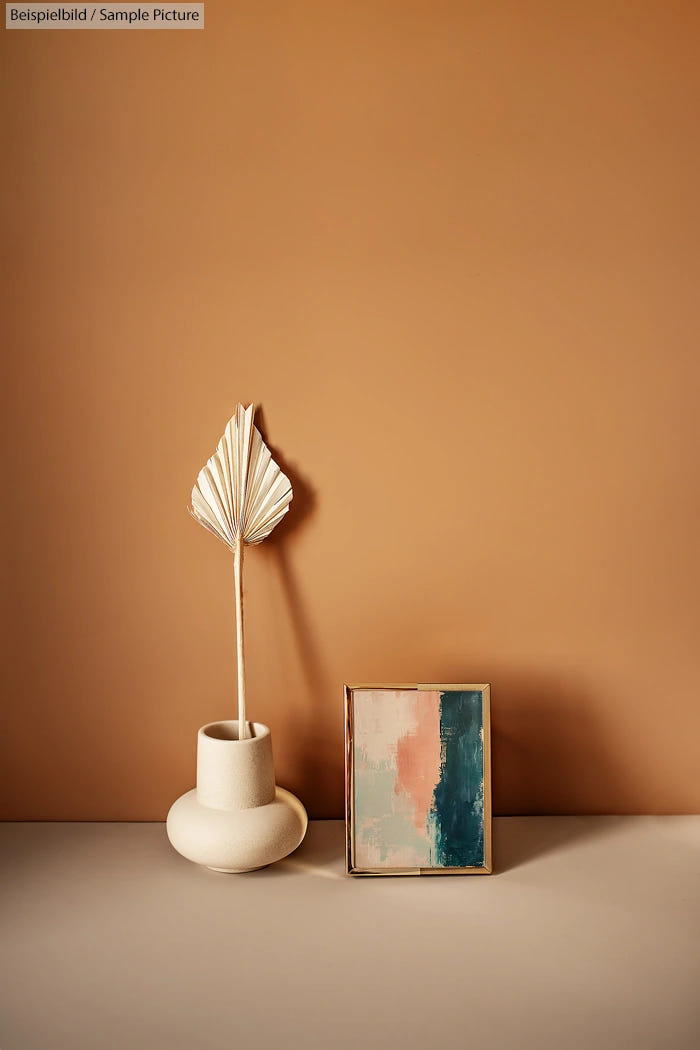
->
{"left": 395, "top": 691, "right": 442, "bottom": 832}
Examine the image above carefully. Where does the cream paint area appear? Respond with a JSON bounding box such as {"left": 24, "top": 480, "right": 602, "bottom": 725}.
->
{"left": 353, "top": 690, "right": 411, "bottom": 766}
{"left": 353, "top": 689, "right": 443, "bottom": 868}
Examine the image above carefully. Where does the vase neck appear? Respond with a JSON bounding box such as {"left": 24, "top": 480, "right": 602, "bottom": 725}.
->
{"left": 196, "top": 721, "right": 275, "bottom": 810}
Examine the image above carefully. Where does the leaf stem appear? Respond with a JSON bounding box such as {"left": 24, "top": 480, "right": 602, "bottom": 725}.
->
{"left": 233, "top": 537, "right": 247, "bottom": 739}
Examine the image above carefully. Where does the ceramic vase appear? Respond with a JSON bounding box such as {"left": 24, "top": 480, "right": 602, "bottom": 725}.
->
{"left": 167, "top": 720, "right": 307, "bottom": 873}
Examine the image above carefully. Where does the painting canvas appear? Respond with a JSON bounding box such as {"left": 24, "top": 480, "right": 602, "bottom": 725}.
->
{"left": 345, "top": 685, "right": 491, "bottom": 875}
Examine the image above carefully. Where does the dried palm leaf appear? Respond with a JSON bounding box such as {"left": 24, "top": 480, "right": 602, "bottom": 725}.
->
{"left": 190, "top": 405, "right": 293, "bottom": 737}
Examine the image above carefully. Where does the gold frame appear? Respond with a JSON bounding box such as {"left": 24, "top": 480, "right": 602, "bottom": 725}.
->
{"left": 344, "top": 683, "right": 492, "bottom": 876}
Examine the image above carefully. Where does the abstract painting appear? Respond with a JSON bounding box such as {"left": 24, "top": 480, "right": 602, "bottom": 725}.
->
{"left": 345, "top": 685, "right": 491, "bottom": 875}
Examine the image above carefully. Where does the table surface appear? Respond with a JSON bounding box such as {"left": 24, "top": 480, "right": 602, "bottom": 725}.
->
{"left": 1, "top": 817, "right": 699, "bottom": 1050}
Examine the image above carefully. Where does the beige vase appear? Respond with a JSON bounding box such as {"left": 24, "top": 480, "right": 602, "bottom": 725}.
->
{"left": 166, "top": 721, "right": 307, "bottom": 873}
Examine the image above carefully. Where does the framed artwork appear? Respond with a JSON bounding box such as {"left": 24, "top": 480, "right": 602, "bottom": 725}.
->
{"left": 345, "top": 684, "right": 491, "bottom": 876}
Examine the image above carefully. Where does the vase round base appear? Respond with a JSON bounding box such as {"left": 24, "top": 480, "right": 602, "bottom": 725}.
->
{"left": 167, "top": 784, "right": 308, "bottom": 874}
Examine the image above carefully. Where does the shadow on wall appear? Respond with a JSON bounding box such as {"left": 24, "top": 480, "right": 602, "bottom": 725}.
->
{"left": 255, "top": 406, "right": 317, "bottom": 544}
{"left": 439, "top": 663, "right": 629, "bottom": 816}
{"left": 432, "top": 664, "right": 636, "bottom": 870}
{"left": 251, "top": 409, "right": 632, "bottom": 824}
{"left": 255, "top": 408, "right": 340, "bottom": 816}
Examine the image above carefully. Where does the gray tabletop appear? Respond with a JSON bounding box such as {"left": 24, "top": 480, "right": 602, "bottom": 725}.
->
{"left": 1, "top": 817, "right": 699, "bottom": 1050}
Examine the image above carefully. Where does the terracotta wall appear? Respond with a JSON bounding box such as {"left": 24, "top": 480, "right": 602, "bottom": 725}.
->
{"left": 2, "top": 1, "right": 699, "bottom": 819}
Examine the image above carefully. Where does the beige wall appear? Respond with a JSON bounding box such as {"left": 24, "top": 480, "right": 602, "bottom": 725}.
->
{"left": 2, "top": 2, "right": 699, "bottom": 819}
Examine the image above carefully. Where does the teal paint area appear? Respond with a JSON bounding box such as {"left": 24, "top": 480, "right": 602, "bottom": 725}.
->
{"left": 432, "top": 690, "right": 485, "bottom": 867}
